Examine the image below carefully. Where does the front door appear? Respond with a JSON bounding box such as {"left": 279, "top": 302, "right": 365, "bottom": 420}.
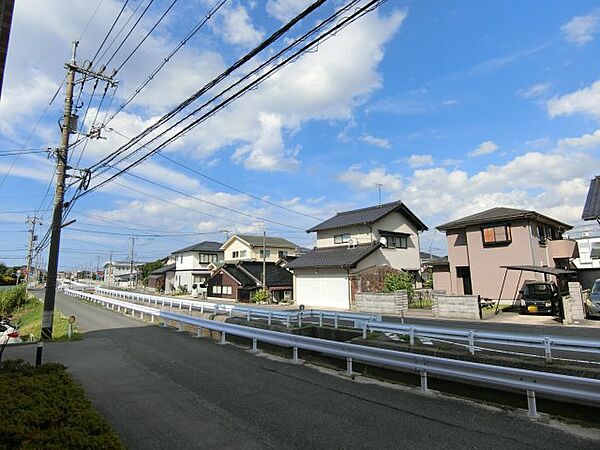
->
{"left": 456, "top": 266, "right": 473, "bottom": 295}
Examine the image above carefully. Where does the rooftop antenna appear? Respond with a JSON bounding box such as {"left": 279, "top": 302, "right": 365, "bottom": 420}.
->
{"left": 375, "top": 183, "right": 383, "bottom": 207}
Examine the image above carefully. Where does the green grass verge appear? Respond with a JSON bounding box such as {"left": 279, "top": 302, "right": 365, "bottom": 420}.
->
{"left": 12, "top": 300, "right": 81, "bottom": 342}
{"left": 0, "top": 360, "right": 124, "bottom": 449}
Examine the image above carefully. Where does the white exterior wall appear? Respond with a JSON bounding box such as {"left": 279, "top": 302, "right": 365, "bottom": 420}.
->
{"left": 316, "top": 225, "right": 373, "bottom": 247}
{"left": 293, "top": 268, "right": 350, "bottom": 309}
{"left": 173, "top": 250, "right": 216, "bottom": 290}
{"left": 223, "top": 237, "right": 296, "bottom": 262}
{"left": 572, "top": 235, "right": 600, "bottom": 269}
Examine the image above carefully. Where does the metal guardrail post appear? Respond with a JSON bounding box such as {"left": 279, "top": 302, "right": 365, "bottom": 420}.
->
{"left": 150, "top": 315, "right": 154, "bottom": 323}
{"left": 362, "top": 323, "right": 367, "bottom": 339}
{"left": 268, "top": 311, "right": 272, "bottom": 326}
{"left": 527, "top": 390, "right": 538, "bottom": 417}
{"left": 196, "top": 326, "right": 203, "bottom": 337}
{"left": 298, "top": 313, "right": 302, "bottom": 327}
{"left": 247, "top": 310, "right": 251, "bottom": 322}
{"left": 468, "top": 330, "right": 475, "bottom": 355}
{"left": 178, "top": 302, "right": 182, "bottom": 310}
{"left": 544, "top": 338, "right": 552, "bottom": 363}
{"left": 409, "top": 327, "right": 415, "bottom": 346}
{"left": 140, "top": 312, "right": 144, "bottom": 320}
{"left": 286, "top": 315, "right": 290, "bottom": 328}
{"left": 420, "top": 371, "right": 428, "bottom": 393}
{"left": 334, "top": 313, "right": 339, "bottom": 329}
{"left": 189, "top": 303, "right": 192, "bottom": 312}
{"left": 252, "top": 338, "right": 258, "bottom": 353}
{"left": 293, "top": 346, "right": 299, "bottom": 363}
{"left": 219, "top": 332, "right": 227, "bottom": 345}
{"left": 229, "top": 309, "right": 233, "bottom": 318}
{"left": 200, "top": 304, "right": 204, "bottom": 314}
{"left": 319, "top": 313, "right": 323, "bottom": 327}
{"left": 346, "top": 357, "right": 353, "bottom": 376}
{"left": 178, "top": 322, "right": 184, "bottom": 332}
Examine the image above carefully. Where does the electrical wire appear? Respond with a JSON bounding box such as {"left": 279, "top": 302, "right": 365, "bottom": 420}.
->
{"left": 91, "top": 0, "right": 131, "bottom": 65}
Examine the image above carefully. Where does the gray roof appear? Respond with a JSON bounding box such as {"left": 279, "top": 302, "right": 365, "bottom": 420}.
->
{"left": 232, "top": 234, "right": 297, "bottom": 248}
{"left": 307, "top": 200, "right": 428, "bottom": 233}
{"left": 149, "top": 263, "right": 176, "bottom": 275}
{"left": 583, "top": 176, "right": 600, "bottom": 220}
{"left": 436, "top": 207, "right": 572, "bottom": 231}
{"left": 216, "top": 261, "right": 293, "bottom": 288}
{"left": 286, "top": 242, "right": 381, "bottom": 269}
{"left": 172, "top": 241, "right": 223, "bottom": 254}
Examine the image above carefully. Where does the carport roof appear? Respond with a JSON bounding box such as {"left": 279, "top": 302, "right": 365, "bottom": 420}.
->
{"left": 500, "top": 265, "right": 576, "bottom": 276}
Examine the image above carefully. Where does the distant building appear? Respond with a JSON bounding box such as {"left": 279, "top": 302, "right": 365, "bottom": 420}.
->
{"left": 221, "top": 234, "right": 298, "bottom": 263}
{"left": 171, "top": 241, "right": 223, "bottom": 292}
{"left": 103, "top": 261, "right": 143, "bottom": 286}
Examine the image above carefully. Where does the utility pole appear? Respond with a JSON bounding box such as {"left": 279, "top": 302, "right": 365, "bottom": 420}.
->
{"left": 108, "top": 250, "right": 113, "bottom": 285}
{"left": 129, "top": 237, "right": 135, "bottom": 287}
{"left": 375, "top": 183, "right": 383, "bottom": 207}
{"left": 25, "top": 216, "right": 42, "bottom": 289}
{"left": 262, "top": 226, "right": 267, "bottom": 298}
{"left": 41, "top": 41, "right": 117, "bottom": 341}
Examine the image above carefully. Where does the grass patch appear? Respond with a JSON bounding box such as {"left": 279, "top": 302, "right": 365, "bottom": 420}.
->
{"left": 12, "top": 300, "right": 81, "bottom": 342}
{"left": 0, "top": 360, "right": 124, "bottom": 449}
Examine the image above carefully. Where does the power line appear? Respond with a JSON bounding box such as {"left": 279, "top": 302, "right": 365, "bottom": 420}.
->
{"left": 81, "top": 0, "right": 375, "bottom": 201}
{"left": 95, "top": 0, "right": 146, "bottom": 64}
{"left": 66, "top": 227, "right": 222, "bottom": 237}
{"left": 91, "top": 0, "right": 131, "bottom": 65}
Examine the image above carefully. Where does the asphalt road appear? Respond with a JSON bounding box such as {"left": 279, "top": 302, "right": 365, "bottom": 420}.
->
{"left": 6, "top": 291, "right": 599, "bottom": 449}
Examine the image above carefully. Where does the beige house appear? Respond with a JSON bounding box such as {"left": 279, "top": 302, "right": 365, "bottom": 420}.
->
{"left": 433, "top": 207, "right": 577, "bottom": 300}
{"left": 221, "top": 234, "right": 298, "bottom": 263}
{"left": 288, "top": 200, "right": 428, "bottom": 309}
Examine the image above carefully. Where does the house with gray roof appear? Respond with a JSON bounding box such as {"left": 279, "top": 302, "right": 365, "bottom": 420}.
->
{"left": 433, "top": 207, "right": 576, "bottom": 300}
{"left": 221, "top": 234, "right": 299, "bottom": 263}
{"left": 171, "top": 241, "right": 224, "bottom": 292}
{"left": 287, "top": 200, "right": 428, "bottom": 309}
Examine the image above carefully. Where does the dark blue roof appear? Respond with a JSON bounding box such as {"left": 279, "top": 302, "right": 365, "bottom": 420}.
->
{"left": 583, "top": 176, "right": 600, "bottom": 220}
{"left": 172, "top": 241, "right": 223, "bottom": 254}
{"left": 287, "top": 242, "right": 381, "bottom": 269}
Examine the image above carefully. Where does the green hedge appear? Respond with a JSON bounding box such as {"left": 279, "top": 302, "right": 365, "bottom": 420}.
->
{"left": 0, "top": 285, "right": 32, "bottom": 316}
{"left": 0, "top": 360, "right": 124, "bottom": 449}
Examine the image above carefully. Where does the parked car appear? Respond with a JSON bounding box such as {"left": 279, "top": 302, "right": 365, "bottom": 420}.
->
{"left": 0, "top": 322, "right": 21, "bottom": 345}
{"left": 519, "top": 281, "right": 562, "bottom": 315}
{"left": 586, "top": 279, "right": 600, "bottom": 319}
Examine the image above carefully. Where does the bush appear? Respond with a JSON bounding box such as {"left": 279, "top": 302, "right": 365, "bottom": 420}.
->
{"left": 175, "top": 285, "right": 188, "bottom": 295}
{"left": 251, "top": 289, "right": 270, "bottom": 303}
{"left": 383, "top": 271, "right": 415, "bottom": 298}
{"left": 0, "top": 360, "right": 124, "bottom": 449}
{"left": 0, "top": 285, "right": 32, "bottom": 315}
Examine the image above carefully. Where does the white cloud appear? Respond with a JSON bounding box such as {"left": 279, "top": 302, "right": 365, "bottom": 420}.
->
{"left": 337, "top": 165, "right": 403, "bottom": 192}
{"left": 518, "top": 82, "right": 551, "bottom": 99}
{"left": 442, "top": 99, "right": 458, "bottom": 106}
{"left": 468, "top": 140, "right": 499, "bottom": 157}
{"left": 407, "top": 154, "right": 434, "bottom": 168}
{"left": 266, "top": 0, "right": 313, "bottom": 22}
{"left": 558, "top": 129, "right": 600, "bottom": 149}
{"left": 547, "top": 79, "right": 600, "bottom": 119}
{"left": 561, "top": 9, "right": 600, "bottom": 45}
{"left": 359, "top": 134, "right": 391, "bottom": 149}
{"left": 217, "top": 4, "right": 264, "bottom": 47}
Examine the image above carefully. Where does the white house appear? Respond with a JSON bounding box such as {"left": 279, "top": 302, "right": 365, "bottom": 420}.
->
{"left": 171, "top": 241, "right": 223, "bottom": 292}
{"left": 287, "top": 200, "right": 428, "bottom": 309}
{"left": 221, "top": 234, "right": 298, "bottom": 263}
{"left": 103, "top": 261, "right": 143, "bottom": 286}
{"left": 566, "top": 229, "right": 600, "bottom": 289}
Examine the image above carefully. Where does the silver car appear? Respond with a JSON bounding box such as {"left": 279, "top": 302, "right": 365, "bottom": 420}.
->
{"left": 587, "top": 279, "right": 600, "bottom": 319}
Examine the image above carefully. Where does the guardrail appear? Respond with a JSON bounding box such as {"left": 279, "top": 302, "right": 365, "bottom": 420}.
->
{"left": 93, "top": 287, "right": 380, "bottom": 328}
{"left": 65, "top": 289, "right": 600, "bottom": 416}
{"left": 361, "top": 321, "right": 600, "bottom": 363}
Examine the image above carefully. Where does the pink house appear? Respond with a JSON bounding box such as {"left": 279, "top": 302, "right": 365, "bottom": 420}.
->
{"left": 432, "top": 207, "right": 577, "bottom": 300}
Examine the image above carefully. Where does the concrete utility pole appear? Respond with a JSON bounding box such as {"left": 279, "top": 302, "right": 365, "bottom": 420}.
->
{"left": 25, "top": 216, "right": 42, "bottom": 289}
{"left": 129, "top": 237, "right": 135, "bottom": 287}
{"left": 41, "top": 41, "right": 117, "bottom": 341}
{"left": 262, "top": 227, "right": 267, "bottom": 295}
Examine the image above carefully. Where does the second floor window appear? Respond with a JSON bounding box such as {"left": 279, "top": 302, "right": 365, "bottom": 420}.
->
{"left": 232, "top": 250, "right": 247, "bottom": 258}
{"left": 334, "top": 233, "right": 351, "bottom": 244}
{"left": 278, "top": 250, "right": 288, "bottom": 258}
{"left": 199, "top": 253, "right": 218, "bottom": 263}
{"left": 260, "top": 249, "right": 271, "bottom": 258}
{"left": 482, "top": 225, "right": 511, "bottom": 245}
{"left": 179, "top": 255, "right": 183, "bottom": 263}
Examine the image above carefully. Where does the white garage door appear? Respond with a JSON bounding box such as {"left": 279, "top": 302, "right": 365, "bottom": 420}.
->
{"left": 295, "top": 269, "right": 349, "bottom": 309}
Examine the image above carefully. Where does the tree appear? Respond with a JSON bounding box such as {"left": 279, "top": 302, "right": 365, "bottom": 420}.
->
{"left": 141, "top": 259, "right": 164, "bottom": 286}
{"left": 383, "top": 271, "right": 415, "bottom": 298}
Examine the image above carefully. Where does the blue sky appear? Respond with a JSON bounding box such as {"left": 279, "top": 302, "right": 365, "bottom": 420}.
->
{"left": 1, "top": 0, "right": 599, "bottom": 271}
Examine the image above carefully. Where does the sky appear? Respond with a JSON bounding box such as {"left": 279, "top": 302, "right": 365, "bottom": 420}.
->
{"left": 1, "top": 0, "right": 599, "bottom": 271}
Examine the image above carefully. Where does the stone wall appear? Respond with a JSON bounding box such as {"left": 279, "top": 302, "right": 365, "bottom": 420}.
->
{"left": 432, "top": 293, "right": 480, "bottom": 320}
{"left": 354, "top": 291, "right": 408, "bottom": 315}
{"left": 563, "top": 282, "right": 586, "bottom": 324}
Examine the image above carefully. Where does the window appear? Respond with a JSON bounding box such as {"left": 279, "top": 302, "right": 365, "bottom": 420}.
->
{"left": 240, "top": 250, "right": 247, "bottom": 257}
{"left": 179, "top": 255, "right": 183, "bottom": 263}
{"left": 222, "top": 286, "right": 232, "bottom": 295}
{"left": 381, "top": 232, "right": 409, "bottom": 249}
{"left": 278, "top": 250, "right": 288, "bottom": 258}
{"left": 232, "top": 251, "right": 239, "bottom": 258}
{"left": 334, "top": 233, "right": 351, "bottom": 244}
{"left": 200, "top": 253, "right": 218, "bottom": 263}
{"left": 213, "top": 286, "right": 222, "bottom": 294}
{"left": 481, "top": 225, "right": 512, "bottom": 245}
{"left": 259, "top": 249, "right": 271, "bottom": 258}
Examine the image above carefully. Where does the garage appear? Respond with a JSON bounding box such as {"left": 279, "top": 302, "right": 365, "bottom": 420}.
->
{"left": 293, "top": 268, "right": 350, "bottom": 309}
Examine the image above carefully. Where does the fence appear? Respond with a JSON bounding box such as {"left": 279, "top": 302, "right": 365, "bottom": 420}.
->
{"left": 64, "top": 289, "right": 600, "bottom": 416}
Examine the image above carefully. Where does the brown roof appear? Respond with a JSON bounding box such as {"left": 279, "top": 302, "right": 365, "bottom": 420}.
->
{"left": 436, "top": 207, "right": 572, "bottom": 231}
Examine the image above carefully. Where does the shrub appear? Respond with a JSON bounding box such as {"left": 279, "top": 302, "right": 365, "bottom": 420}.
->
{"left": 175, "top": 285, "right": 188, "bottom": 295}
{"left": 383, "top": 271, "right": 415, "bottom": 298}
{"left": 0, "top": 360, "right": 124, "bottom": 449}
{"left": 0, "top": 284, "right": 32, "bottom": 315}
{"left": 251, "top": 289, "right": 270, "bottom": 303}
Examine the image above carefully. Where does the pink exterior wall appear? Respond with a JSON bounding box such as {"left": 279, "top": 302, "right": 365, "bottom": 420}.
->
{"left": 432, "top": 266, "right": 452, "bottom": 293}
{"left": 443, "top": 219, "right": 558, "bottom": 300}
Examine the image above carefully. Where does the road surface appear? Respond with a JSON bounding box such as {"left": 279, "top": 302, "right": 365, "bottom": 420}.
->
{"left": 6, "top": 291, "right": 599, "bottom": 449}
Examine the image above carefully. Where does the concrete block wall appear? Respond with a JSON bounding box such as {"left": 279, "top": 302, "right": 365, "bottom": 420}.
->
{"left": 354, "top": 291, "right": 408, "bottom": 315}
{"left": 432, "top": 293, "right": 480, "bottom": 320}
{"left": 567, "top": 282, "right": 586, "bottom": 322}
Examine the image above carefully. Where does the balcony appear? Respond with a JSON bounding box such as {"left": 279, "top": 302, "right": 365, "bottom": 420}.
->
{"left": 549, "top": 239, "right": 578, "bottom": 260}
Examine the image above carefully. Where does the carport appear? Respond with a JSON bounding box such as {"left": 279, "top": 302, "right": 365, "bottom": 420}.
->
{"left": 494, "top": 265, "right": 576, "bottom": 315}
